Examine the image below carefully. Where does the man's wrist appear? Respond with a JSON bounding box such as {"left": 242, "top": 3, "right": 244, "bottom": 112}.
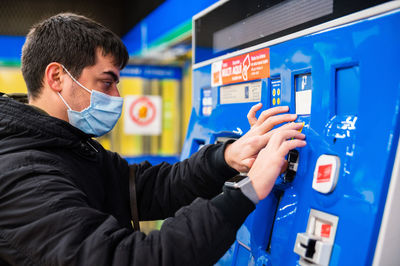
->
{"left": 224, "top": 175, "right": 259, "bottom": 205}
{"left": 210, "top": 141, "right": 238, "bottom": 181}
{"left": 223, "top": 143, "right": 234, "bottom": 168}
{"left": 239, "top": 177, "right": 260, "bottom": 205}
{"left": 224, "top": 143, "right": 241, "bottom": 172}
{"left": 211, "top": 186, "right": 256, "bottom": 229}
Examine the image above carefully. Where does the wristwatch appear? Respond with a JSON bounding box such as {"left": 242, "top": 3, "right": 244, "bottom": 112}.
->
{"left": 224, "top": 174, "right": 259, "bottom": 204}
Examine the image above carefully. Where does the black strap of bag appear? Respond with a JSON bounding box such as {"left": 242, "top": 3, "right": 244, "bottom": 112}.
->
{"left": 129, "top": 165, "right": 140, "bottom": 231}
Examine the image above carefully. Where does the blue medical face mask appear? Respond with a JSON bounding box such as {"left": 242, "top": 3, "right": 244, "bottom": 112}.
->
{"left": 57, "top": 65, "right": 123, "bottom": 137}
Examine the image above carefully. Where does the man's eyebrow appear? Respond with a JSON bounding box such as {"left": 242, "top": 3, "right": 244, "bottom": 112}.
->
{"left": 103, "top": 71, "right": 119, "bottom": 83}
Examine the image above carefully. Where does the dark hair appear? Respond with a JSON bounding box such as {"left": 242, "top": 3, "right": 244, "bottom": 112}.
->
{"left": 21, "top": 13, "right": 129, "bottom": 99}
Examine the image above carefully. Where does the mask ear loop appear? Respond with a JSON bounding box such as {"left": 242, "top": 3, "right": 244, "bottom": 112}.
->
{"left": 60, "top": 65, "right": 92, "bottom": 94}
{"left": 58, "top": 92, "right": 72, "bottom": 110}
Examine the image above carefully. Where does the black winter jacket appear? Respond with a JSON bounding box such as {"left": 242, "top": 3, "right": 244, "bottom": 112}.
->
{"left": 0, "top": 94, "right": 255, "bottom": 266}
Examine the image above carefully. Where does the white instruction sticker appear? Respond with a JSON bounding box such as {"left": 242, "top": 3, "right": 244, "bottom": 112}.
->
{"left": 296, "top": 90, "right": 312, "bottom": 115}
{"left": 220, "top": 81, "right": 262, "bottom": 104}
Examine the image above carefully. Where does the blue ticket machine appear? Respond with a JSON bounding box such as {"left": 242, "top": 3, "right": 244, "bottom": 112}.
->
{"left": 181, "top": 0, "right": 400, "bottom": 265}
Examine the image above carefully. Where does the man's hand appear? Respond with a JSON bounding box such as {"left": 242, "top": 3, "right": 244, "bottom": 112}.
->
{"left": 224, "top": 104, "right": 301, "bottom": 173}
{"left": 248, "top": 128, "right": 306, "bottom": 200}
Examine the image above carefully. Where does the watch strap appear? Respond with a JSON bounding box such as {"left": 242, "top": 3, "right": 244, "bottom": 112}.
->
{"left": 239, "top": 177, "right": 259, "bottom": 205}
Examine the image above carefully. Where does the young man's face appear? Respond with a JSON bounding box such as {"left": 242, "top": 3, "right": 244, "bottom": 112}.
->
{"left": 63, "top": 48, "right": 121, "bottom": 112}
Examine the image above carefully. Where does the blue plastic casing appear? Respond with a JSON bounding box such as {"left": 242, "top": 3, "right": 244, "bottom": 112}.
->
{"left": 181, "top": 5, "right": 400, "bottom": 266}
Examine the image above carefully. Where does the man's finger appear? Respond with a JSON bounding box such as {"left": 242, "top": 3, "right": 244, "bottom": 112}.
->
{"left": 269, "top": 129, "right": 305, "bottom": 149}
{"left": 254, "top": 106, "right": 289, "bottom": 126}
{"left": 247, "top": 103, "right": 262, "bottom": 126}
{"left": 280, "top": 160, "right": 289, "bottom": 174}
{"left": 279, "top": 139, "right": 307, "bottom": 156}
{"left": 278, "top": 130, "right": 306, "bottom": 141}
{"left": 260, "top": 122, "right": 304, "bottom": 146}
{"left": 243, "top": 157, "right": 256, "bottom": 170}
{"left": 265, "top": 122, "right": 304, "bottom": 136}
{"left": 258, "top": 113, "right": 298, "bottom": 133}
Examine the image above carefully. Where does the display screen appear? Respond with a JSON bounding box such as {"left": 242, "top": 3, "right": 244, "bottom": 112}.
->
{"left": 213, "top": 0, "right": 333, "bottom": 53}
{"left": 194, "top": 0, "right": 390, "bottom": 64}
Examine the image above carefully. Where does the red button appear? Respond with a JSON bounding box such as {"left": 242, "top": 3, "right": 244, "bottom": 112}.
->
{"left": 320, "top": 224, "right": 331, "bottom": 238}
{"left": 317, "top": 164, "right": 332, "bottom": 183}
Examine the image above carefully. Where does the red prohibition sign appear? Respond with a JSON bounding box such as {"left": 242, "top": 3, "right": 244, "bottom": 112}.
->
{"left": 129, "top": 97, "right": 157, "bottom": 126}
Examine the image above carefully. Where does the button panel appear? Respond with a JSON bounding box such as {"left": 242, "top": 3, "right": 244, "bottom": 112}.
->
{"left": 271, "top": 78, "right": 281, "bottom": 106}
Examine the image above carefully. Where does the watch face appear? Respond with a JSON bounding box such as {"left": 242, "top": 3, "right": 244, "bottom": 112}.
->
{"left": 227, "top": 174, "right": 247, "bottom": 183}
{"left": 225, "top": 175, "right": 250, "bottom": 189}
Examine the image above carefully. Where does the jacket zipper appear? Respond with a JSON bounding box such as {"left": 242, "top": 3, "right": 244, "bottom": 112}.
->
{"left": 86, "top": 140, "right": 98, "bottom": 153}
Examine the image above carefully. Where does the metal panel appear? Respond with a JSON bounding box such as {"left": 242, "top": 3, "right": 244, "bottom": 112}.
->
{"left": 373, "top": 137, "right": 400, "bottom": 265}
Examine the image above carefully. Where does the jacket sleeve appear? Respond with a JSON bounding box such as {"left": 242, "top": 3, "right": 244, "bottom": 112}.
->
{"left": 129, "top": 142, "right": 239, "bottom": 220}
{"left": 0, "top": 160, "right": 254, "bottom": 266}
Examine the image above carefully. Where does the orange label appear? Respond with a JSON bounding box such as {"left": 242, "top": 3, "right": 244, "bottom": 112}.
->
{"left": 212, "top": 48, "right": 270, "bottom": 87}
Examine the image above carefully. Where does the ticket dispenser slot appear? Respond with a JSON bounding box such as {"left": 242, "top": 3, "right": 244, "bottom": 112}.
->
{"left": 336, "top": 65, "right": 360, "bottom": 116}
{"left": 294, "top": 209, "right": 339, "bottom": 266}
{"left": 265, "top": 190, "right": 284, "bottom": 253}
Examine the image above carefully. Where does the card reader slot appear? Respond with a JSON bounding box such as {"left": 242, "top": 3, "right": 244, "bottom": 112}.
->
{"left": 283, "top": 149, "right": 299, "bottom": 183}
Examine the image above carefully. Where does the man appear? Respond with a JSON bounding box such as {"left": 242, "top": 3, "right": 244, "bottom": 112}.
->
{"left": 0, "top": 13, "right": 306, "bottom": 265}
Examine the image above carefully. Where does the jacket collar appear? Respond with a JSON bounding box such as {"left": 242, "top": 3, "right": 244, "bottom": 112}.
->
{"left": 0, "top": 94, "right": 92, "bottom": 145}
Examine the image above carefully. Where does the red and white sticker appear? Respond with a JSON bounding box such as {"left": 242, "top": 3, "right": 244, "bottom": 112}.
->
{"left": 312, "top": 155, "right": 340, "bottom": 194}
{"left": 320, "top": 224, "right": 332, "bottom": 238}
{"left": 315, "top": 219, "right": 332, "bottom": 239}
{"left": 317, "top": 164, "right": 332, "bottom": 183}
{"left": 211, "top": 48, "right": 270, "bottom": 87}
{"left": 124, "top": 95, "right": 162, "bottom": 135}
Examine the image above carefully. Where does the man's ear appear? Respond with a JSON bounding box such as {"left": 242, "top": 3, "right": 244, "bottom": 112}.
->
{"left": 45, "top": 63, "right": 64, "bottom": 92}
